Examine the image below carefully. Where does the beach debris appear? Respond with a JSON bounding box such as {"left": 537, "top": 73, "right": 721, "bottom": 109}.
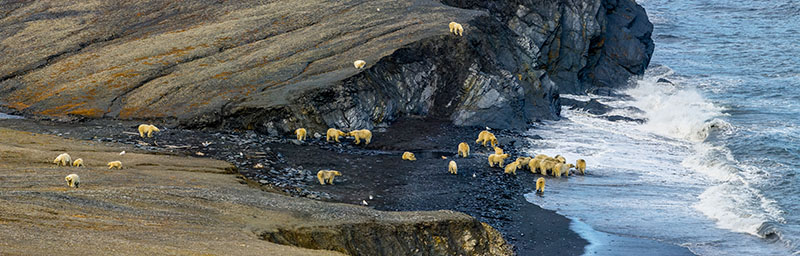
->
{"left": 361, "top": 200, "right": 369, "bottom": 206}
{"left": 196, "top": 152, "right": 205, "bottom": 156}
{"left": 472, "top": 173, "right": 476, "bottom": 178}
{"left": 119, "top": 151, "right": 126, "bottom": 155}
{"left": 441, "top": 156, "right": 447, "bottom": 159}
{"left": 369, "top": 195, "right": 373, "bottom": 200}
{"left": 202, "top": 141, "right": 212, "bottom": 147}
{"left": 254, "top": 163, "right": 264, "bottom": 169}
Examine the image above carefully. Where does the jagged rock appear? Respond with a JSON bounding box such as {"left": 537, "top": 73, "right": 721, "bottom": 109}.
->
{"left": 0, "top": 0, "right": 653, "bottom": 132}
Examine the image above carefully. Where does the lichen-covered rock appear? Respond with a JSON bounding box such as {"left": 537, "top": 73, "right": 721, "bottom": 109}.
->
{"left": 0, "top": 0, "right": 653, "bottom": 133}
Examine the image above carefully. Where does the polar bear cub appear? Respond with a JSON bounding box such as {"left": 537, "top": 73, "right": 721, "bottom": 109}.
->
{"left": 317, "top": 170, "right": 342, "bottom": 185}
{"left": 72, "top": 158, "right": 84, "bottom": 167}
{"left": 448, "top": 160, "right": 457, "bottom": 174}
{"left": 53, "top": 153, "right": 71, "bottom": 166}
{"left": 402, "top": 152, "right": 417, "bottom": 161}
{"left": 107, "top": 161, "right": 122, "bottom": 170}
{"left": 458, "top": 142, "right": 470, "bottom": 158}
{"left": 138, "top": 124, "right": 160, "bottom": 138}
{"left": 449, "top": 22, "right": 464, "bottom": 36}
{"left": 65, "top": 174, "right": 80, "bottom": 188}
{"left": 354, "top": 60, "right": 366, "bottom": 69}
{"left": 295, "top": 128, "right": 307, "bottom": 141}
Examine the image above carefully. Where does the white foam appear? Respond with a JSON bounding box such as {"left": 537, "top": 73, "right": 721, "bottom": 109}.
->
{"left": 523, "top": 66, "right": 789, "bottom": 255}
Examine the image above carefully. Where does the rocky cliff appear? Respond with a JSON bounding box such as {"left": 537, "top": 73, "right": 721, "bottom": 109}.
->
{"left": 0, "top": 0, "right": 652, "bottom": 133}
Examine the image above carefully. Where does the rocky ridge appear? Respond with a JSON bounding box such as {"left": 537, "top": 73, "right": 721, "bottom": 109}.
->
{"left": 0, "top": 0, "right": 653, "bottom": 133}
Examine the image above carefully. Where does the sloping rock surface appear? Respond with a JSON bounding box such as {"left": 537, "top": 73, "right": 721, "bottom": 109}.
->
{"left": 0, "top": 0, "right": 652, "bottom": 133}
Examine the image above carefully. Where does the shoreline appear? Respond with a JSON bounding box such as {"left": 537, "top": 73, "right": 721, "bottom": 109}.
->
{"left": 0, "top": 116, "right": 690, "bottom": 255}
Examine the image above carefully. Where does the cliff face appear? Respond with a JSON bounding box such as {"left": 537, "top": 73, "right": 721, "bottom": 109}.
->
{"left": 0, "top": 0, "right": 652, "bottom": 133}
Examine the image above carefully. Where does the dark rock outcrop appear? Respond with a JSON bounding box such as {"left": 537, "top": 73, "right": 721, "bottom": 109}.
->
{"left": 0, "top": 0, "right": 653, "bottom": 133}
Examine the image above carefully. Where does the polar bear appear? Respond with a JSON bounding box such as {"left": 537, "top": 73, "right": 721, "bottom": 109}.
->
{"left": 554, "top": 155, "right": 566, "bottom": 164}
{"left": 317, "top": 170, "right": 342, "bottom": 185}
{"left": 493, "top": 146, "right": 504, "bottom": 155}
{"left": 539, "top": 159, "right": 557, "bottom": 176}
{"left": 515, "top": 157, "right": 532, "bottom": 169}
{"left": 553, "top": 163, "right": 575, "bottom": 177}
{"left": 448, "top": 160, "right": 457, "bottom": 174}
{"left": 475, "top": 130, "right": 498, "bottom": 147}
{"left": 535, "top": 177, "right": 545, "bottom": 194}
{"left": 504, "top": 161, "right": 521, "bottom": 175}
{"left": 348, "top": 129, "right": 372, "bottom": 145}
{"left": 458, "top": 142, "right": 470, "bottom": 158}
{"left": 576, "top": 159, "right": 586, "bottom": 175}
{"left": 448, "top": 22, "right": 463, "bottom": 36}
{"left": 295, "top": 128, "right": 307, "bottom": 141}
{"left": 53, "top": 153, "right": 71, "bottom": 166}
{"left": 72, "top": 158, "right": 84, "bottom": 167}
{"left": 138, "top": 124, "right": 160, "bottom": 138}
{"left": 488, "top": 153, "right": 510, "bottom": 167}
{"left": 402, "top": 152, "right": 417, "bottom": 161}
{"left": 528, "top": 158, "right": 541, "bottom": 174}
{"left": 107, "top": 161, "right": 122, "bottom": 170}
{"left": 326, "top": 128, "right": 347, "bottom": 142}
{"left": 65, "top": 174, "right": 80, "bottom": 188}
{"left": 354, "top": 60, "right": 366, "bottom": 69}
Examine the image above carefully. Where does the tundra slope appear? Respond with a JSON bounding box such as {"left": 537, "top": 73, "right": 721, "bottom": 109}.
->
{"left": 0, "top": 0, "right": 652, "bottom": 133}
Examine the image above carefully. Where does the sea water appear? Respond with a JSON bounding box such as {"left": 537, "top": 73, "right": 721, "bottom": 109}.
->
{"left": 524, "top": 0, "right": 800, "bottom": 255}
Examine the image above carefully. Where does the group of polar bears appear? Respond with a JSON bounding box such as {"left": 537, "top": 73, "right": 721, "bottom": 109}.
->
{"left": 399, "top": 130, "right": 588, "bottom": 195}
{"left": 55, "top": 124, "right": 159, "bottom": 188}
{"left": 294, "top": 127, "right": 374, "bottom": 185}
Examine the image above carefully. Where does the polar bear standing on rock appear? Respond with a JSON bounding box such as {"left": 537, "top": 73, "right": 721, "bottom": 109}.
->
{"left": 348, "top": 129, "right": 372, "bottom": 145}
{"left": 476, "top": 130, "right": 498, "bottom": 147}
{"left": 488, "top": 153, "right": 510, "bottom": 167}
{"left": 138, "top": 124, "right": 160, "bottom": 138}
{"left": 317, "top": 170, "right": 342, "bottom": 185}
{"left": 107, "top": 161, "right": 122, "bottom": 170}
{"left": 504, "top": 161, "right": 520, "bottom": 175}
{"left": 53, "top": 153, "right": 71, "bottom": 166}
{"left": 402, "top": 152, "right": 416, "bottom": 161}
{"left": 449, "top": 22, "right": 463, "bottom": 36}
{"left": 458, "top": 142, "right": 470, "bottom": 158}
{"left": 326, "top": 128, "right": 347, "bottom": 142}
{"left": 353, "top": 60, "right": 366, "bottom": 69}
{"left": 65, "top": 174, "right": 80, "bottom": 188}
{"left": 295, "top": 128, "right": 307, "bottom": 141}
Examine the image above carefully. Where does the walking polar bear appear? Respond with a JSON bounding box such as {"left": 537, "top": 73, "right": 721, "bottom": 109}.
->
{"left": 138, "top": 124, "right": 160, "bottom": 138}
{"left": 448, "top": 160, "right": 457, "bottom": 174}
{"left": 458, "top": 142, "right": 470, "bottom": 158}
{"left": 295, "top": 128, "right": 307, "bottom": 141}
{"left": 475, "top": 130, "right": 498, "bottom": 147}
{"left": 326, "top": 128, "right": 347, "bottom": 142}
{"left": 488, "top": 153, "right": 510, "bottom": 167}
{"left": 53, "top": 153, "right": 71, "bottom": 166}
{"left": 348, "top": 129, "right": 372, "bottom": 145}
{"left": 449, "top": 22, "right": 463, "bottom": 36}
{"left": 65, "top": 174, "right": 80, "bottom": 188}
{"left": 317, "top": 170, "right": 342, "bottom": 185}
{"left": 535, "top": 177, "right": 545, "bottom": 194}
